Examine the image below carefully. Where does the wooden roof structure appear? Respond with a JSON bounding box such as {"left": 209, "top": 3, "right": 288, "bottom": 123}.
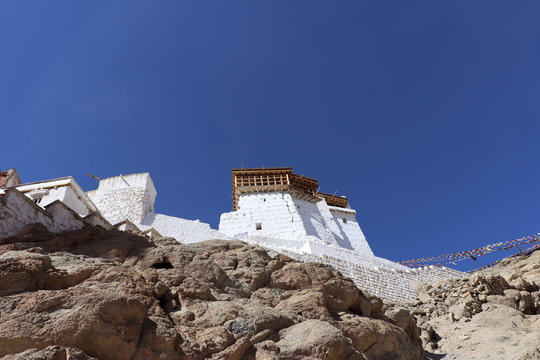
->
{"left": 318, "top": 192, "right": 349, "bottom": 208}
{"left": 232, "top": 167, "right": 320, "bottom": 210}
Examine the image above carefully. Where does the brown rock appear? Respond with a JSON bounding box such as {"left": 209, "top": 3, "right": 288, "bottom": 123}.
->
{"left": 274, "top": 320, "right": 362, "bottom": 359}
{"left": 384, "top": 306, "right": 420, "bottom": 342}
{"left": 0, "top": 345, "right": 97, "bottom": 360}
{"left": 0, "top": 227, "right": 424, "bottom": 360}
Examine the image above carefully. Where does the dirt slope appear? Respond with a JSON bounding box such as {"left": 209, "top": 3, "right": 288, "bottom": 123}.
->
{"left": 407, "top": 250, "right": 540, "bottom": 360}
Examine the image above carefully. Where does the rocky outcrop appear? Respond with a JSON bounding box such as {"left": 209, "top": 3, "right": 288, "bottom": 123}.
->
{"left": 408, "top": 250, "right": 540, "bottom": 360}
{"left": 0, "top": 226, "right": 422, "bottom": 360}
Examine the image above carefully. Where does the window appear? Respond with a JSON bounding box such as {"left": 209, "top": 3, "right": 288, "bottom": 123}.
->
{"left": 256, "top": 222, "right": 262, "bottom": 230}
{"left": 342, "top": 218, "right": 347, "bottom": 223}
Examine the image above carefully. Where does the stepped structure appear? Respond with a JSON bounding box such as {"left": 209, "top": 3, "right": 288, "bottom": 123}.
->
{"left": 0, "top": 170, "right": 112, "bottom": 238}
{"left": 0, "top": 168, "right": 465, "bottom": 301}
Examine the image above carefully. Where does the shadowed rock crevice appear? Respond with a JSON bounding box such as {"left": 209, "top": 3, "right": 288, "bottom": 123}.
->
{"left": 151, "top": 259, "right": 174, "bottom": 269}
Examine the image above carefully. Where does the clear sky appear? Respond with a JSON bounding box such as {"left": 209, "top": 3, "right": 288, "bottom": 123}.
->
{"left": 2, "top": 1, "right": 539, "bottom": 271}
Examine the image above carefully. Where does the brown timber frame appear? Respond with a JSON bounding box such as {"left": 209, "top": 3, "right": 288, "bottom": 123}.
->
{"left": 232, "top": 167, "right": 320, "bottom": 211}
{"left": 318, "top": 192, "right": 349, "bottom": 208}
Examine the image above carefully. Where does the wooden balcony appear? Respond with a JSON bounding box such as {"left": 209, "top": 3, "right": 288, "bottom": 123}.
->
{"left": 318, "top": 192, "right": 349, "bottom": 208}
{"left": 232, "top": 167, "right": 319, "bottom": 210}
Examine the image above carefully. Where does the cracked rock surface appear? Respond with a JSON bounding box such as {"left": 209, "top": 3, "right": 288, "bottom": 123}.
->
{"left": 0, "top": 226, "right": 422, "bottom": 360}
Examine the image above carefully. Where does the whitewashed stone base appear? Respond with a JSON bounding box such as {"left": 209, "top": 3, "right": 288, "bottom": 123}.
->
{"left": 219, "top": 192, "right": 374, "bottom": 255}
{"left": 233, "top": 233, "right": 464, "bottom": 302}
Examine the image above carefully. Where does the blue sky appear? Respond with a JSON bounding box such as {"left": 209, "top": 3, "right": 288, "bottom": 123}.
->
{"left": 2, "top": 1, "right": 540, "bottom": 270}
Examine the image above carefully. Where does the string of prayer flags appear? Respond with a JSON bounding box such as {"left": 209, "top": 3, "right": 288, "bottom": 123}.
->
{"left": 399, "top": 233, "right": 540, "bottom": 268}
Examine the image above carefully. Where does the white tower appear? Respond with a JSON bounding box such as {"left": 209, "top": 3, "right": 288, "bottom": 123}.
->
{"left": 219, "top": 167, "right": 373, "bottom": 256}
{"left": 86, "top": 173, "right": 157, "bottom": 225}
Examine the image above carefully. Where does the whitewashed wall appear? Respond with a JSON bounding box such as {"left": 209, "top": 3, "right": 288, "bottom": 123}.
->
{"left": 86, "top": 173, "right": 227, "bottom": 243}
{"left": 0, "top": 177, "right": 95, "bottom": 217}
{"left": 220, "top": 193, "right": 309, "bottom": 238}
{"left": 328, "top": 206, "right": 374, "bottom": 255}
{"left": 30, "top": 186, "right": 90, "bottom": 216}
{"left": 236, "top": 233, "right": 464, "bottom": 302}
{"left": 45, "top": 201, "right": 86, "bottom": 233}
{"left": 87, "top": 173, "right": 156, "bottom": 225}
{"left": 0, "top": 189, "right": 55, "bottom": 238}
{"left": 0, "top": 189, "right": 87, "bottom": 239}
{"left": 220, "top": 191, "right": 374, "bottom": 256}
{"left": 294, "top": 196, "right": 337, "bottom": 245}
{"left": 139, "top": 213, "right": 230, "bottom": 243}
{"left": 279, "top": 248, "right": 464, "bottom": 302}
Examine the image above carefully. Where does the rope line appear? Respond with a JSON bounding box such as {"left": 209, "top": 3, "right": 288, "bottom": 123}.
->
{"left": 468, "top": 243, "right": 540, "bottom": 273}
{"left": 398, "top": 233, "right": 540, "bottom": 268}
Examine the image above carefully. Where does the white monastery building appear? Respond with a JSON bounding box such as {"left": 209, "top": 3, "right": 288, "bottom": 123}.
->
{"left": 220, "top": 167, "right": 374, "bottom": 255}
{"left": 0, "top": 167, "right": 464, "bottom": 301}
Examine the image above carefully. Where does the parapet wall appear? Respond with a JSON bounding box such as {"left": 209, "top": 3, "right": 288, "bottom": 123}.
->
{"left": 234, "top": 232, "right": 465, "bottom": 302}
{"left": 281, "top": 248, "right": 464, "bottom": 302}
{"left": 0, "top": 188, "right": 90, "bottom": 238}
{"left": 140, "top": 213, "right": 229, "bottom": 243}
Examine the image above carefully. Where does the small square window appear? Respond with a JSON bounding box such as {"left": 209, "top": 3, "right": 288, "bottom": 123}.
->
{"left": 342, "top": 218, "right": 347, "bottom": 224}
{"left": 256, "top": 223, "right": 262, "bottom": 230}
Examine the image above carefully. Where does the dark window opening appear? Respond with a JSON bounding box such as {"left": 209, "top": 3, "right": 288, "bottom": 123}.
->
{"left": 342, "top": 218, "right": 347, "bottom": 223}
{"left": 256, "top": 223, "right": 262, "bottom": 230}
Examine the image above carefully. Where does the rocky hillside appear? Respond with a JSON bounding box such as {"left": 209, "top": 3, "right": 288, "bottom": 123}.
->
{"left": 0, "top": 225, "right": 423, "bottom": 360}
{"left": 408, "top": 249, "right": 540, "bottom": 360}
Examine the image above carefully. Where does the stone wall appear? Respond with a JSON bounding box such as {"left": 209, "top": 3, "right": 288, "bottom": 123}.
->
{"left": 139, "top": 213, "right": 229, "bottom": 244}
{"left": 220, "top": 192, "right": 309, "bottom": 239}
{"left": 0, "top": 188, "right": 89, "bottom": 239}
{"left": 232, "top": 232, "right": 464, "bottom": 302}
{"left": 0, "top": 188, "right": 55, "bottom": 238}
{"left": 31, "top": 186, "right": 91, "bottom": 216}
{"left": 219, "top": 191, "right": 374, "bottom": 255}
{"left": 328, "top": 206, "right": 373, "bottom": 255}
{"left": 0, "top": 177, "right": 96, "bottom": 217}
{"left": 86, "top": 173, "right": 156, "bottom": 225}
